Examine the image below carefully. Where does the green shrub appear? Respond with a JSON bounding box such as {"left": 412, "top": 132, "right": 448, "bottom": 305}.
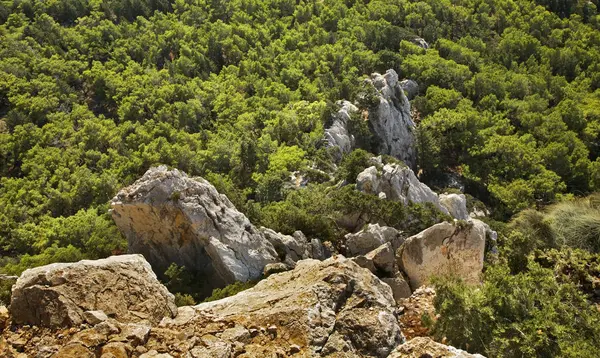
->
{"left": 203, "top": 280, "right": 258, "bottom": 303}
{"left": 432, "top": 257, "right": 600, "bottom": 357}
{"left": 174, "top": 293, "right": 196, "bottom": 307}
{"left": 336, "top": 149, "right": 373, "bottom": 184}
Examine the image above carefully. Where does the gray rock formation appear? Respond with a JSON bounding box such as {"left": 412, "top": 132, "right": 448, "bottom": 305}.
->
{"left": 399, "top": 220, "right": 487, "bottom": 289}
{"left": 400, "top": 79, "right": 419, "bottom": 100}
{"left": 389, "top": 337, "right": 486, "bottom": 358}
{"left": 352, "top": 242, "right": 412, "bottom": 303}
{"left": 344, "top": 223, "right": 405, "bottom": 256}
{"left": 439, "top": 193, "right": 469, "bottom": 220}
{"left": 160, "top": 256, "right": 404, "bottom": 357}
{"left": 9, "top": 254, "right": 177, "bottom": 327}
{"left": 111, "top": 166, "right": 325, "bottom": 295}
{"left": 356, "top": 163, "right": 451, "bottom": 216}
{"left": 324, "top": 100, "right": 358, "bottom": 162}
{"left": 366, "top": 70, "right": 417, "bottom": 168}
{"left": 411, "top": 37, "right": 429, "bottom": 49}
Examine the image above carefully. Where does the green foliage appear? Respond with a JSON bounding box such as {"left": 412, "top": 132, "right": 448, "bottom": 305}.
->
{"left": 0, "top": 279, "right": 13, "bottom": 306}
{"left": 174, "top": 293, "right": 196, "bottom": 307}
{"left": 203, "top": 280, "right": 258, "bottom": 303}
{"left": 336, "top": 149, "right": 372, "bottom": 184}
{"left": 432, "top": 258, "right": 600, "bottom": 357}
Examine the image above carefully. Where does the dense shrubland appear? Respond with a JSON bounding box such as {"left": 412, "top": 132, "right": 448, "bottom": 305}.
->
{"left": 2, "top": 0, "right": 600, "bottom": 355}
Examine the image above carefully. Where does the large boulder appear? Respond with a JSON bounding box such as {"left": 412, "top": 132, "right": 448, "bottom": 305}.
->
{"left": 439, "top": 193, "right": 469, "bottom": 220}
{"left": 344, "top": 223, "right": 405, "bottom": 257}
{"left": 399, "top": 220, "right": 487, "bottom": 289}
{"left": 159, "top": 256, "right": 404, "bottom": 357}
{"left": 9, "top": 255, "right": 176, "bottom": 327}
{"left": 389, "top": 337, "right": 485, "bottom": 358}
{"left": 324, "top": 100, "right": 358, "bottom": 162}
{"left": 357, "top": 163, "right": 451, "bottom": 216}
{"left": 365, "top": 70, "right": 417, "bottom": 168}
{"left": 110, "top": 166, "right": 323, "bottom": 296}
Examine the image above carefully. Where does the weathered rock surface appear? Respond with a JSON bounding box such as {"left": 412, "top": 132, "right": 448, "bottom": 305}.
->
{"left": 357, "top": 164, "right": 451, "bottom": 216}
{"left": 389, "top": 337, "right": 485, "bottom": 358}
{"left": 399, "top": 220, "right": 487, "bottom": 289}
{"left": 111, "top": 166, "right": 325, "bottom": 296}
{"left": 366, "top": 70, "right": 417, "bottom": 168}
{"left": 411, "top": 37, "right": 429, "bottom": 49}
{"left": 160, "top": 256, "right": 404, "bottom": 357}
{"left": 324, "top": 100, "right": 358, "bottom": 162}
{"left": 439, "top": 193, "right": 469, "bottom": 220}
{"left": 344, "top": 223, "right": 405, "bottom": 256}
{"left": 9, "top": 255, "right": 176, "bottom": 327}
{"left": 400, "top": 79, "right": 419, "bottom": 100}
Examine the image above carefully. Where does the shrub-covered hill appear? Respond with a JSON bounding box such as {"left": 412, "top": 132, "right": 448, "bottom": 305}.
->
{"left": 2, "top": 0, "right": 600, "bottom": 356}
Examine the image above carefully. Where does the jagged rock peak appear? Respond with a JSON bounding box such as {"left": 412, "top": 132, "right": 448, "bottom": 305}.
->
{"left": 365, "top": 69, "right": 417, "bottom": 168}
{"left": 110, "top": 166, "right": 325, "bottom": 297}
{"left": 324, "top": 100, "right": 358, "bottom": 162}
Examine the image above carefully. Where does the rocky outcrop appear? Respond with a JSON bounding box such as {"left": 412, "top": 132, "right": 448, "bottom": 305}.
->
{"left": 344, "top": 223, "right": 405, "bottom": 256}
{"left": 439, "top": 193, "right": 469, "bottom": 220}
{"left": 366, "top": 70, "right": 417, "bottom": 168}
{"left": 324, "top": 100, "right": 358, "bottom": 162}
{"left": 110, "top": 166, "right": 325, "bottom": 296}
{"left": 411, "top": 37, "right": 429, "bottom": 49}
{"left": 159, "top": 256, "right": 404, "bottom": 357}
{"left": 399, "top": 220, "right": 487, "bottom": 289}
{"left": 2, "top": 256, "right": 406, "bottom": 357}
{"left": 389, "top": 337, "right": 485, "bottom": 358}
{"left": 357, "top": 163, "right": 451, "bottom": 216}
{"left": 352, "top": 243, "right": 412, "bottom": 303}
{"left": 9, "top": 255, "right": 176, "bottom": 327}
{"left": 400, "top": 79, "right": 419, "bottom": 100}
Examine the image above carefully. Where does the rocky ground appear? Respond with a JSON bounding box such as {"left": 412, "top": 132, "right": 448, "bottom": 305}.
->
{"left": 0, "top": 157, "right": 494, "bottom": 357}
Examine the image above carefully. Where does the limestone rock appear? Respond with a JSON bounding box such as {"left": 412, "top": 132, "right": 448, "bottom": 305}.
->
{"left": 439, "top": 193, "right": 469, "bottom": 220}
{"left": 0, "top": 305, "right": 9, "bottom": 330}
{"left": 83, "top": 310, "right": 108, "bottom": 325}
{"left": 400, "top": 79, "right": 419, "bottom": 100}
{"left": 344, "top": 223, "right": 405, "bottom": 257}
{"left": 365, "top": 69, "right": 416, "bottom": 168}
{"left": 411, "top": 37, "right": 429, "bottom": 49}
{"left": 399, "top": 220, "right": 487, "bottom": 289}
{"left": 389, "top": 337, "right": 485, "bottom": 358}
{"left": 381, "top": 276, "right": 412, "bottom": 302}
{"left": 111, "top": 166, "right": 325, "bottom": 296}
{"left": 263, "top": 262, "right": 289, "bottom": 277}
{"left": 324, "top": 100, "right": 358, "bottom": 162}
{"left": 159, "top": 256, "right": 404, "bottom": 357}
{"left": 351, "top": 242, "right": 412, "bottom": 303}
{"left": 9, "top": 254, "right": 176, "bottom": 327}
{"left": 357, "top": 164, "right": 451, "bottom": 216}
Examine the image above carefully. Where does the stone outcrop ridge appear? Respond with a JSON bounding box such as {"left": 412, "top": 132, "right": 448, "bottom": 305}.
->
{"left": 9, "top": 255, "right": 177, "bottom": 327}
{"left": 323, "top": 70, "right": 417, "bottom": 167}
{"left": 161, "top": 256, "right": 404, "bottom": 357}
{"left": 357, "top": 162, "right": 452, "bottom": 216}
{"left": 110, "top": 166, "right": 325, "bottom": 296}
{"left": 324, "top": 100, "right": 358, "bottom": 162}
{"left": 366, "top": 69, "right": 417, "bottom": 168}
{"left": 1, "top": 255, "right": 415, "bottom": 357}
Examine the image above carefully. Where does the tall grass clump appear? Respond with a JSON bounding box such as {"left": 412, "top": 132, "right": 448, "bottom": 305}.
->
{"left": 547, "top": 194, "right": 600, "bottom": 253}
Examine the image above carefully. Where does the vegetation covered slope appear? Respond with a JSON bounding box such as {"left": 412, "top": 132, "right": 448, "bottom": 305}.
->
{"left": 1, "top": 0, "right": 600, "bottom": 355}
